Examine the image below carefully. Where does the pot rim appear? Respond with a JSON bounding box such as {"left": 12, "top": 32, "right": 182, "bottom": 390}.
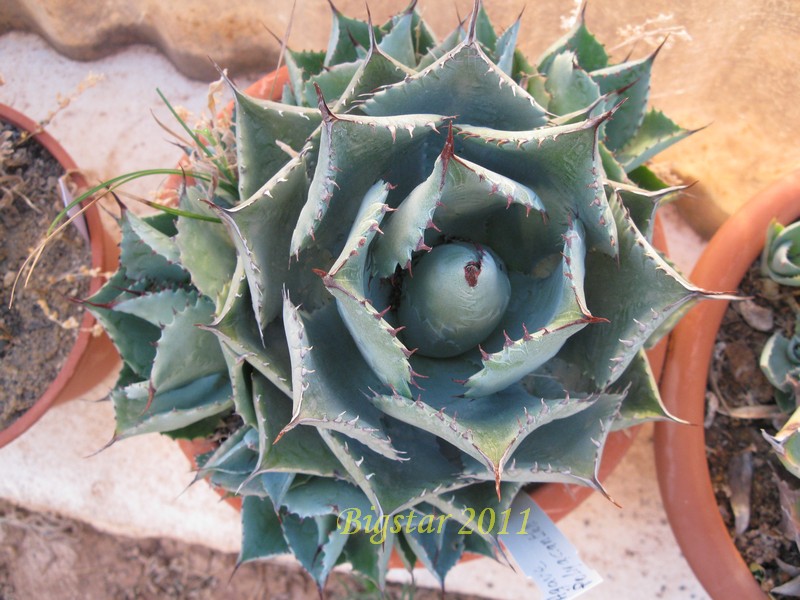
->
{"left": 655, "top": 169, "right": 800, "bottom": 599}
{"left": 0, "top": 103, "right": 115, "bottom": 448}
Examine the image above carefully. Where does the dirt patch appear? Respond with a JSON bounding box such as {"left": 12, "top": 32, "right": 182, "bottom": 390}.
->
{"left": 0, "top": 121, "right": 91, "bottom": 431}
{"left": 706, "top": 260, "right": 800, "bottom": 594}
{"left": 0, "top": 499, "right": 494, "bottom": 599}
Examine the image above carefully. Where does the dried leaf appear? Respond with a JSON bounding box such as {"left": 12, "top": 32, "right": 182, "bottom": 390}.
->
{"left": 704, "top": 391, "right": 719, "bottom": 429}
{"left": 736, "top": 299, "right": 774, "bottom": 332}
{"left": 728, "top": 449, "right": 753, "bottom": 535}
{"left": 776, "top": 476, "right": 800, "bottom": 548}
{"left": 772, "top": 574, "right": 800, "bottom": 597}
{"left": 725, "top": 404, "right": 782, "bottom": 420}
{"left": 776, "top": 558, "right": 800, "bottom": 578}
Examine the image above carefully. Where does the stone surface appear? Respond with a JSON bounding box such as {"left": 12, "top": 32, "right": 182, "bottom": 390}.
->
{"left": 2, "top": 0, "right": 800, "bottom": 234}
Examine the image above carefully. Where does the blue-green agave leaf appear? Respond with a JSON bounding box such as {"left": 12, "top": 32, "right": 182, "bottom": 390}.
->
{"left": 197, "top": 427, "right": 255, "bottom": 478}
{"left": 259, "top": 472, "right": 295, "bottom": 508}
{"left": 404, "top": 3, "right": 437, "bottom": 58}
{"left": 232, "top": 85, "right": 321, "bottom": 200}
{"left": 472, "top": 4, "right": 497, "bottom": 53}
{"left": 416, "top": 21, "right": 466, "bottom": 70}
{"left": 403, "top": 515, "right": 465, "bottom": 586}
{"left": 150, "top": 296, "right": 226, "bottom": 393}
{"left": 291, "top": 107, "right": 445, "bottom": 256}
{"left": 538, "top": 8, "right": 609, "bottom": 73}
{"left": 493, "top": 16, "right": 521, "bottom": 75}
{"left": 285, "top": 49, "right": 325, "bottom": 106}
{"left": 599, "top": 140, "right": 628, "bottom": 183}
{"left": 175, "top": 187, "right": 237, "bottom": 305}
{"left": 609, "top": 180, "right": 684, "bottom": 242}
{"left": 591, "top": 50, "right": 657, "bottom": 152}
{"left": 281, "top": 477, "right": 374, "bottom": 520}
{"left": 119, "top": 211, "right": 189, "bottom": 283}
{"left": 362, "top": 43, "right": 547, "bottom": 131}
{"left": 562, "top": 190, "right": 706, "bottom": 388}
{"left": 206, "top": 258, "right": 292, "bottom": 395}
{"left": 324, "top": 6, "right": 379, "bottom": 67}
{"left": 457, "top": 113, "right": 618, "bottom": 257}
{"left": 113, "top": 287, "right": 197, "bottom": 328}
{"left": 334, "top": 37, "right": 415, "bottom": 114}
{"left": 612, "top": 349, "right": 682, "bottom": 430}
{"left": 84, "top": 268, "right": 159, "bottom": 378}
{"left": 239, "top": 496, "right": 289, "bottom": 564}
{"left": 425, "top": 481, "right": 520, "bottom": 545}
{"left": 371, "top": 369, "right": 596, "bottom": 492}
{"left": 202, "top": 430, "right": 285, "bottom": 497}
{"left": 468, "top": 393, "right": 622, "bottom": 491}
{"left": 302, "top": 61, "right": 360, "bottom": 108}
{"left": 252, "top": 372, "right": 347, "bottom": 478}
{"left": 376, "top": 9, "right": 416, "bottom": 68}
{"left": 544, "top": 52, "right": 602, "bottom": 118}
{"left": 616, "top": 109, "right": 694, "bottom": 172}
{"left": 279, "top": 297, "right": 404, "bottom": 461}
{"left": 213, "top": 156, "right": 309, "bottom": 333}
{"left": 464, "top": 219, "right": 596, "bottom": 397}
{"left": 372, "top": 138, "right": 545, "bottom": 277}
{"left": 281, "top": 513, "right": 348, "bottom": 589}
{"left": 318, "top": 422, "right": 474, "bottom": 517}
{"left": 342, "top": 529, "right": 394, "bottom": 590}
{"left": 113, "top": 374, "right": 232, "bottom": 438}
{"left": 323, "top": 181, "right": 415, "bottom": 397}
{"left": 220, "top": 342, "right": 256, "bottom": 427}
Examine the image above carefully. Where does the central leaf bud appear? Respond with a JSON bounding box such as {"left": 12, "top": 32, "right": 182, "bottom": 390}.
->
{"left": 397, "top": 242, "right": 511, "bottom": 358}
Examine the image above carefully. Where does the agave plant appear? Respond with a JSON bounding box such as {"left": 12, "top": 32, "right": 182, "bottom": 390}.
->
{"left": 85, "top": 0, "right": 712, "bottom": 591}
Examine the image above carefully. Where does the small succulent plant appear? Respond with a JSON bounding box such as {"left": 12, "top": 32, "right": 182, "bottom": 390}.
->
{"left": 85, "top": 1, "right": 713, "bottom": 590}
{"left": 761, "top": 320, "right": 800, "bottom": 477}
{"left": 760, "top": 317, "right": 800, "bottom": 409}
{"left": 762, "top": 220, "right": 800, "bottom": 286}
{"left": 760, "top": 220, "right": 800, "bottom": 479}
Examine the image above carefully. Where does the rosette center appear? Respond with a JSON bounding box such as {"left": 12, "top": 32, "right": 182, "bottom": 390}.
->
{"left": 396, "top": 242, "right": 510, "bottom": 358}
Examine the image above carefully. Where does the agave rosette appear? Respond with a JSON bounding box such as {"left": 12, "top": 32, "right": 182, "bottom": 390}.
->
{"left": 88, "top": 1, "right": 709, "bottom": 588}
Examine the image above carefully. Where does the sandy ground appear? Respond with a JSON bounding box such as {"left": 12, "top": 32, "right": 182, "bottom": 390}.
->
{"left": 0, "top": 498, "right": 495, "bottom": 599}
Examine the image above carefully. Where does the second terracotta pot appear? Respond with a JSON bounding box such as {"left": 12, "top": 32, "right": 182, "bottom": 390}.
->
{"left": 656, "top": 169, "right": 800, "bottom": 599}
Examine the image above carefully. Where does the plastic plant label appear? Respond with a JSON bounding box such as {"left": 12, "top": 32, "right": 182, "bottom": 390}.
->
{"left": 499, "top": 492, "right": 603, "bottom": 600}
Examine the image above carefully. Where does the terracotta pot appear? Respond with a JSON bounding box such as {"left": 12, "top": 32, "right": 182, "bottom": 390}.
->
{"left": 0, "top": 104, "right": 120, "bottom": 449}
{"left": 655, "top": 169, "right": 800, "bottom": 599}
{"left": 175, "top": 67, "right": 671, "bottom": 526}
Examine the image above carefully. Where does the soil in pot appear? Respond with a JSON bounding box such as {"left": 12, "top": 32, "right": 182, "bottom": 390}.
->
{"left": 706, "top": 258, "right": 800, "bottom": 594}
{"left": 0, "top": 122, "right": 91, "bottom": 431}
